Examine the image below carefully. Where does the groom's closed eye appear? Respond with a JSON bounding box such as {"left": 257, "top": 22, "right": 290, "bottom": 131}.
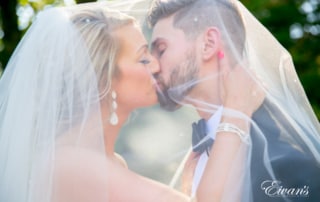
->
{"left": 156, "top": 43, "right": 166, "bottom": 58}
{"left": 151, "top": 39, "right": 166, "bottom": 59}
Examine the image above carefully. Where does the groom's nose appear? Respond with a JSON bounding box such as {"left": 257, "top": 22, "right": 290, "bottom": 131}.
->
{"left": 149, "top": 56, "right": 160, "bottom": 74}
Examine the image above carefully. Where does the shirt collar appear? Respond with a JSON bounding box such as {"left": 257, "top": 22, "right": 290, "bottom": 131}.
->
{"left": 206, "top": 106, "right": 224, "bottom": 140}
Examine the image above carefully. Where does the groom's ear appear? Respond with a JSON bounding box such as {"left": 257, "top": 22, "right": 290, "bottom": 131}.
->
{"left": 201, "top": 27, "right": 221, "bottom": 61}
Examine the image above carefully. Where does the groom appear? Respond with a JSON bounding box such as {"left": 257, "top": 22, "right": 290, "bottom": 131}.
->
{"left": 147, "top": 0, "right": 320, "bottom": 201}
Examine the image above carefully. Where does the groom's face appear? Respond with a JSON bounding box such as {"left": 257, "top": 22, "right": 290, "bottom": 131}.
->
{"left": 151, "top": 16, "right": 199, "bottom": 111}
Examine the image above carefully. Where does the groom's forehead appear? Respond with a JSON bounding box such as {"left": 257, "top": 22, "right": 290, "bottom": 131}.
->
{"left": 152, "top": 17, "right": 172, "bottom": 34}
{"left": 151, "top": 16, "right": 183, "bottom": 44}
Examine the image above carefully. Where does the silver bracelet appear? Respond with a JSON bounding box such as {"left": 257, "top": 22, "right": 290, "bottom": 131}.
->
{"left": 216, "top": 123, "right": 250, "bottom": 144}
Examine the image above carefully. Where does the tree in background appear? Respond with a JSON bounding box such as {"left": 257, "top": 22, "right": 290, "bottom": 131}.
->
{"left": 0, "top": 0, "right": 19, "bottom": 73}
{"left": 0, "top": 0, "right": 319, "bottom": 119}
{"left": 0, "top": 0, "right": 95, "bottom": 73}
{"left": 241, "top": 0, "right": 320, "bottom": 119}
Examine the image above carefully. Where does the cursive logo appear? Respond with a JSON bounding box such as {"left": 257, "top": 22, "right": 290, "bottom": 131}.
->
{"left": 261, "top": 180, "right": 309, "bottom": 197}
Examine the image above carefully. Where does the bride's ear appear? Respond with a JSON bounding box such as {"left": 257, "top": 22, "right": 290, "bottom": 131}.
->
{"left": 201, "top": 27, "right": 221, "bottom": 61}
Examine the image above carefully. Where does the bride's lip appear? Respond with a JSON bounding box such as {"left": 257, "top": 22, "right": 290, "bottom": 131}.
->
{"left": 151, "top": 78, "right": 162, "bottom": 91}
{"left": 153, "top": 80, "right": 165, "bottom": 93}
{"left": 153, "top": 82, "right": 161, "bottom": 92}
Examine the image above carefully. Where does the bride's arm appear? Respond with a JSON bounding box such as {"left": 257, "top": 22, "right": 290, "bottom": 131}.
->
{"left": 196, "top": 117, "right": 249, "bottom": 202}
{"left": 196, "top": 66, "right": 264, "bottom": 202}
{"left": 53, "top": 147, "right": 190, "bottom": 202}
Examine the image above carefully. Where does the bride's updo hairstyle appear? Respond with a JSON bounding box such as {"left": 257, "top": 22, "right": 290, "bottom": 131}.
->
{"left": 70, "top": 7, "right": 135, "bottom": 97}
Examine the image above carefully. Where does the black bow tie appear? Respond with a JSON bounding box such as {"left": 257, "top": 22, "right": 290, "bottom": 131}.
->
{"left": 192, "top": 119, "right": 214, "bottom": 156}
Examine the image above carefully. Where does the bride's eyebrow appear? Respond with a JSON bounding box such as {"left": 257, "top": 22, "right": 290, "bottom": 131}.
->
{"left": 136, "top": 44, "right": 148, "bottom": 53}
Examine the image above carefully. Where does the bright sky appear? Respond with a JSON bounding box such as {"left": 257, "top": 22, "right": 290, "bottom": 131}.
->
{"left": 64, "top": 0, "right": 76, "bottom": 6}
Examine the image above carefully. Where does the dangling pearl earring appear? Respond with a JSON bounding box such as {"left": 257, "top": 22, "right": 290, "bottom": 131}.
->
{"left": 109, "top": 90, "right": 118, "bottom": 125}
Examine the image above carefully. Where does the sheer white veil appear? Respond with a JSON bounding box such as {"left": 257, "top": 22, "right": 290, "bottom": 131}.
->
{"left": 1, "top": 0, "right": 319, "bottom": 201}
{"left": 0, "top": 2, "right": 155, "bottom": 201}
{"left": 0, "top": 5, "right": 103, "bottom": 202}
{"left": 147, "top": 0, "right": 320, "bottom": 201}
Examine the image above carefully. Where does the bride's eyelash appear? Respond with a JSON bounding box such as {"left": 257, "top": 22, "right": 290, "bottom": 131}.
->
{"left": 139, "top": 59, "right": 150, "bottom": 65}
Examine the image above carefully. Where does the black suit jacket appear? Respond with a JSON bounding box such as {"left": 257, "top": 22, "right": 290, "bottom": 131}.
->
{"left": 250, "top": 100, "right": 320, "bottom": 202}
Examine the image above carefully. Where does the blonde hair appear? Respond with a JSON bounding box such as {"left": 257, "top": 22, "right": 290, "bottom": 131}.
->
{"left": 71, "top": 7, "right": 135, "bottom": 97}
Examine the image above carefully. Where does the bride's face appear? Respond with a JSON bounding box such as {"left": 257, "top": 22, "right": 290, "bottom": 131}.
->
{"left": 113, "top": 24, "right": 159, "bottom": 110}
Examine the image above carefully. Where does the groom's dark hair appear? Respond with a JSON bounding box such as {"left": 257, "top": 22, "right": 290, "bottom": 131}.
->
{"left": 148, "top": 0, "right": 246, "bottom": 57}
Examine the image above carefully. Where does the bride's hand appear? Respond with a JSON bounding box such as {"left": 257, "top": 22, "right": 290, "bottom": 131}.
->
{"left": 222, "top": 64, "right": 265, "bottom": 117}
{"left": 181, "top": 152, "right": 199, "bottom": 196}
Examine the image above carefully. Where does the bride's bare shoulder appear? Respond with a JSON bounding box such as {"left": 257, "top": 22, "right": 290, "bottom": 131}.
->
{"left": 114, "top": 152, "right": 128, "bottom": 168}
{"left": 53, "top": 147, "right": 111, "bottom": 201}
{"left": 53, "top": 147, "right": 189, "bottom": 202}
{"left": 55, "top": 147, "right": 108, "bottom": 170}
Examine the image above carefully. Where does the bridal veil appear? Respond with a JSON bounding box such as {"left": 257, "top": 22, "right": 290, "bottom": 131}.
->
{"left": 0, "top": 0, "right": 319, "bottom": 202}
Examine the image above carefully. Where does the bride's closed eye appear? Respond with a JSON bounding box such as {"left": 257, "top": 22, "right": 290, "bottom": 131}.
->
{"left": 139, "top": 59, "right": 151, "bottom": 65}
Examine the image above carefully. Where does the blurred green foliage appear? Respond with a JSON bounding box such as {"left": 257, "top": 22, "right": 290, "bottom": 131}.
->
{"left": 241, "top": 0, "right": 320, "bottom": 119}
{"left": 0, "top": 0, "right": 319, "bottom": 119}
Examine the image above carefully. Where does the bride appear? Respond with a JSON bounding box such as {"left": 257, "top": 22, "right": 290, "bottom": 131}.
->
{"left": 0, "top": 3, "right": 194, "bottom": 202}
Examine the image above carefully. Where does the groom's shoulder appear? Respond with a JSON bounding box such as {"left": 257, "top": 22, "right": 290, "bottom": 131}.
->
{"left": 272, "top": 149, "right": 320, "bottom": 176}
{"left": 271, "top": 149, "right": 320, "bottom": 200}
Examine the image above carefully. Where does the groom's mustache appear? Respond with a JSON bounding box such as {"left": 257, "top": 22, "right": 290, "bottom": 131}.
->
{"left": 152, "top": 72, "right": 181, "bottom": 111}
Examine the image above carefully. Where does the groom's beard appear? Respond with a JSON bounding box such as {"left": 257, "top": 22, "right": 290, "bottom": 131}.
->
{"left": 155, "top": 52, "right": 199, "bottom": 111}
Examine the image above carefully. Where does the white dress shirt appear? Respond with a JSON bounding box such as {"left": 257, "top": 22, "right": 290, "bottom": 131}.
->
{"left": 191, "top": 106, "right": 223, "bottom": 196}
